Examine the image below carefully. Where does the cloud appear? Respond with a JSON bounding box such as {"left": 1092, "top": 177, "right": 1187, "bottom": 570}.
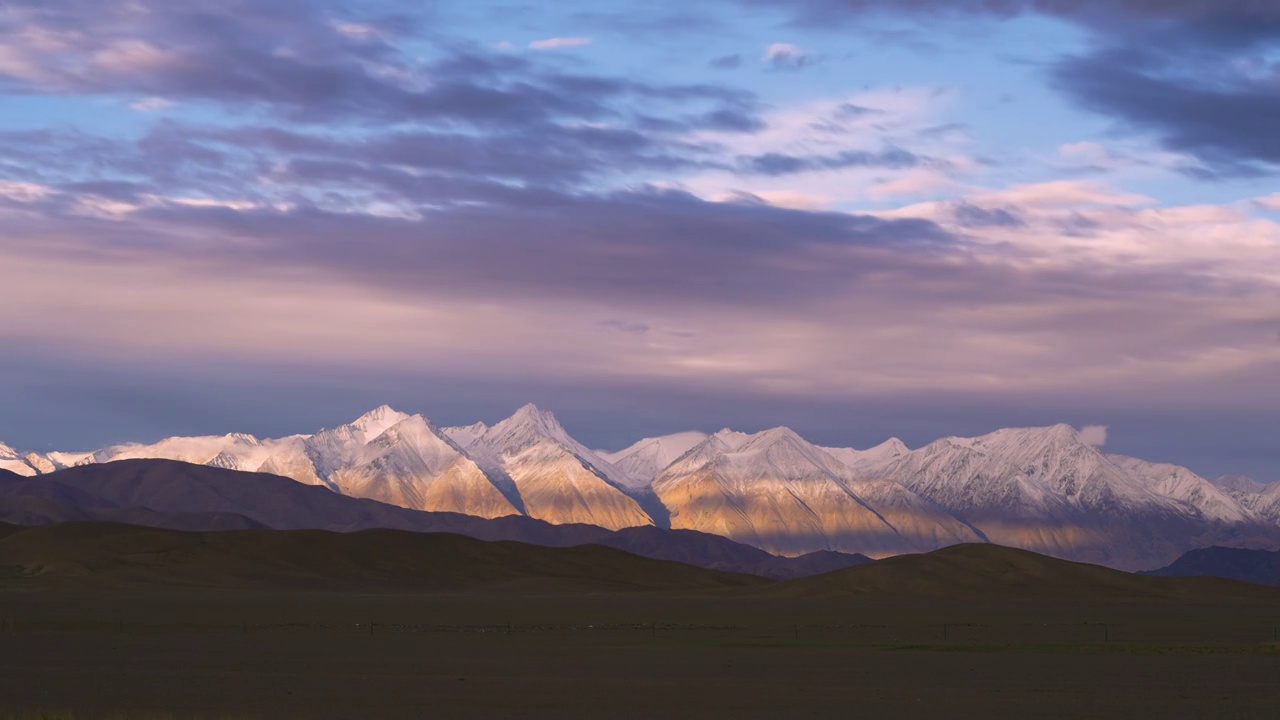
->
{"left": 1078, "top": 425, "right": 1108, "bottom": 447}
{"left": 743, "top": 0, "right": 1280, "bottom": 174}
{"left": 128, "top": 97, "right": 174, "bottom": 112}
{"left": 743, "top": 1, "right": 1280, "bottom": 25}
{"left": 763, "top": 43, "right": 819, "bottom": 71}
{"left": 528, "top": 36, "right": 592, "bottom": 50}
{"left": 738, "top": 148, "right": 932, "bottom": 176}
{"left": 598, "top": 320, "right": 651, "bottom": 335}
{"left": 1051, "top": 40, "right": 1280, "bottom": 175}
{"left": 709, "top": 53, "right": 743, "bottom": 70}
{"left": 952, "top": 202, "right": 1024, "bottom": 228}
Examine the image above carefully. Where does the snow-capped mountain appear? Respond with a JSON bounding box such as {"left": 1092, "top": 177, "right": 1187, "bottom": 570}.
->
{"left": 4, "top": 409, "right": 1275, "bottom": 570}
{"left": 598, "top": 431, "right": 709, "bottom": 489}
{"left": 854, "top": 425, "right": 1277, "bottom": 570}
{"left": 0, "top": 442, "right": 41, "bottom": 477}
{"left": 1107, "top": 455, "right": 1260, "bottom": 525}
{"left": 93, "top": 432, "right": 290, "bottom": 474}
{"left": 1211, "top": 473, "right": 1272, "bottom": 497}
{"left": 326, "top": 415, "right": 519, "bottom": 518}
{"left": 467, "top": 404, "right": 652, "bottom": 531}
{"left": 1251, "top": 482, "right": 1280, "bottom": 524}
{"left": 249, "top": 408, "right": 519, "bottom": 518}
{"left": 442, "top": 422, "right": 488, "bottom": 450}
{"left": 820, "top": 438, "right": 911, "bottom": 475}
{"left": 653, "top": 427, "right": 981, "bottom": 558}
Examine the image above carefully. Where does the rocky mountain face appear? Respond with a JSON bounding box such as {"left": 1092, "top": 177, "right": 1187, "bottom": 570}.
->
{"left": 4, "top": 409, "right": 1277, "bottom": 570}
{"left": 599, "top": 431, "right": 709, "bottom": 489}
{"left": 653, "top": 428, "right": 980, "bottom": 557}
{"left": 466, "top": 405, "right": 652, "bottom": 531}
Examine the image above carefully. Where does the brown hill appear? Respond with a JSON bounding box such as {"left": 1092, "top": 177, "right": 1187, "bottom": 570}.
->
{"left": 769, "top": 543, "right": 1280, "bottom": 602}
{"left": 0, "top": 521, "right": 768, "bottom": 593}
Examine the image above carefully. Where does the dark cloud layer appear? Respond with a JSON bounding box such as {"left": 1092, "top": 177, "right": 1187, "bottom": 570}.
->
{"left": 739, "top": 148, "right": 930, "bottom": 175}
{"left": 747, "top": 0, "right": 1280, "bottom": 174}
{"left": 1052, "top": 31, "right": 1280, "bottom": 175}
{"left": 0, "top": 0, "right": 762, "bottom": 141}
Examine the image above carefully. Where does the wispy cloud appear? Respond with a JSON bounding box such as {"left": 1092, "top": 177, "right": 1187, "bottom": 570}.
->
{"left": 763, "top": 43, "right": 819, "bottom": 71}
{"left": 528, "top": 36, "right": 593, "bottom": 50}
{"left": 128, "top": 97, "right": 173, "bottom": 112}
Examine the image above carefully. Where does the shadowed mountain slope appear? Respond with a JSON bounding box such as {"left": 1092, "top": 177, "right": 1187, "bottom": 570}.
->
{"left": 598, "top": 525, "right": 872, "bottom": 579}
{"left": 0, "top": 522, "right": 767, "bottom": 592}
{"left": 1146, "top": 547, "right": 1280, "bottom": 587}
{"left": 768, "top": 543, "right": 1280, "bottom": 601}
{"left": 0, "top": 459, "right": 866, "bottom": 579}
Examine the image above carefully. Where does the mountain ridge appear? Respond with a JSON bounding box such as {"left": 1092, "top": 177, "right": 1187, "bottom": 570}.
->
{"left": 4, "top": 407, "right": 1276, "bottom": 570}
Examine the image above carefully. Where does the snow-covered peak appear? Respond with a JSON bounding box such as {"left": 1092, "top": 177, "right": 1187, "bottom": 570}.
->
{"left": 876, "top": 438, "right": 911, "bottom": 456}
{"left": 470, "top": 403, "right": 632, "bottom": 487}
{"left": 820, "top": 437, "right": 911, "bottom": 473}
{"left": 0, "top": 442, "right": 42, "bottom": 477}
{"left": 371, "top": 413, "right": 436, "bottom": 446}
{"left": 509, "top": 403, "right": 563, "bottom": 431}
{"left": 599, "top": 430, "right": 709, "bottom": 489}
{"left": 224, "top": 432, "right": 260, "bottom": 445}
{"left": 732, "top": 427, "right": 851, "bottom": 477}
{"left": 891, "top": 422, "right": 1173, "bottom": 519}
{"left": 709, "top": 428, "right": 751, "bottom": 450}
{"left": 971, "top": 423, "right": 1077, "bottom": 447}
{"left": 442, "top": 422, "right": 488, "bottom": 449}
{"left": 1261, "top": 480, "right": 1280, "bottom": 502}
{"left": 1212, "top": 474, "right": 1270, "bottom": 495}
{"left": 349, "top": 405, "right": 411, "bottom": 442}
{"left": 476, "top": 404, "right": 579, "bottom": 456}
{"left": 742, "top": 426, "right": 805, "bottom": 446}
{"left": 657, "top": 426, "right": 848, "bottom": 485}
{"left": 1109, "top": 454, "right": 1257, "bottom": 525}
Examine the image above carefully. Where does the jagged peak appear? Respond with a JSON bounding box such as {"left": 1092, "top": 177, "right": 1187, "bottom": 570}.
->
{"left": 344, "top": 404, "right": 411, "bottom": 440}
{"left": 873, "top": 437, "right": 910, "bottom": 454}
{"left": 710, "top": 428, "right": 750, "bottom": 449}
{"left": 507, "top": 402, "right": 560, "bottom": 426}
{"left": 385, "top": 412, "right": 432, "bottom": 433}
{"left": 368, "top": 414, "right": 464, "bottom": 452}
{"left": 743, "top": 426, "right": 808, "bottom": 448}
{"left": 0, "top": 441, "right": 18, "bottom": 457}
{"left": 354, "top": 404, "right": 407, "bottom": 424}
{"left": 1211, "top": 473, "right": 1269, "bottom": 494}
{"left": 939, "top": 423, "right": 1082, "bottom": 448}
{"left": 223, "top": 432, "right": 260, "bottom": 444}
{"left": 476, "top": 403, "right": 579, "bottom": 455}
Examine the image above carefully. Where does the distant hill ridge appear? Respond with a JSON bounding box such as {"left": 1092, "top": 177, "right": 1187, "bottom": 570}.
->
{"left": 2, "top": 520, "right": 1276, "bottom": 603}
{"left": 0, "top": 521, "right": 766, "bottom": 592}
{"left": 1146, "top": 546, "right": 1280, "bottom": 587}
{"left": 0, "top": 459, "right": 870, "bottom": 580}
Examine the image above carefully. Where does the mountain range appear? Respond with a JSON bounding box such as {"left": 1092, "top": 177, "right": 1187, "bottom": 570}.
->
{"left": 2, "top": 404, "right": 1276, "bottom": 570}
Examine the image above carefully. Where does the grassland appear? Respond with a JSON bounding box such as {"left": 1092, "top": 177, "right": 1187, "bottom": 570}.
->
{"left": 1, "top": 523, "right": 1278, "bottom": 718}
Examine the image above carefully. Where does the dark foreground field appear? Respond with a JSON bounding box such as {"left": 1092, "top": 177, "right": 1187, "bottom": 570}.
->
{"left": 1, "top": 523, "right": 1278, "bottom": 719}
{"left": 5, "top": 592, "right": 1280, "bottom": 718}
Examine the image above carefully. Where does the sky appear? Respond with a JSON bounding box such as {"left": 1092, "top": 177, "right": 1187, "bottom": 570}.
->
{"left": 0, "top": 0, "right": 1277, "bottom": 479}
